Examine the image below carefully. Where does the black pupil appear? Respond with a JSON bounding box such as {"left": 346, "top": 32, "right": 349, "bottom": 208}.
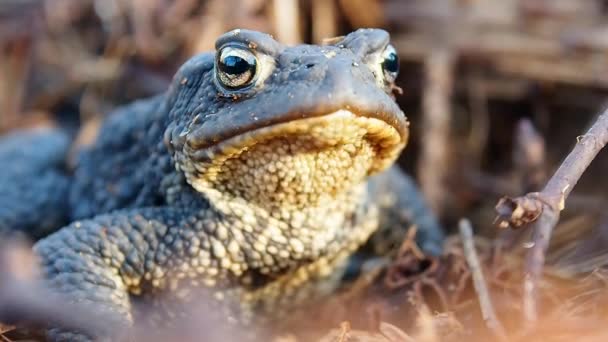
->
{"left": 382, "top": 52, "right": 399, "bottom": 74}
{"left": 219, "top": 55, "right": 254, "bottom": 75}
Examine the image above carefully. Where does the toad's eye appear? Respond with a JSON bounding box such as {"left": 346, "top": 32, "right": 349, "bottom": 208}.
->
{"left": 216, "top": 46, "right": 258, "bottom": 89}
{"left": 381, "top": 45, "right": 399, "bottom": 82}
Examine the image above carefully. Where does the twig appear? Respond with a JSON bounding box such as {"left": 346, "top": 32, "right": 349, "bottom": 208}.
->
{"left": 458, "top": 219, "right": 507, "bottom": 340}
{"left": 418, "top": 48, "right": 454, "bottom": 216}
{"left": 337, "top": 0, "right": 384, "bottom": 29}
{"left": 0, "top": 32, "right": 31, "bottom": 132}
{"left": 513, "top": 118, "right": 546, "bottom": 192}
{"left": 465, "top": 73, "right": 490, "bottom": 167}
{"left": 0, "top": 323, "right": 14, "bottom": 335}
{"left": 311, "top": 0, "right": 337, "bottom": 44}
{"left": 271, "top": 0, "right": 301, "bottom": 44}
{"left": 336, "top": 321, "right": 351, "bottom": 342}
{"left": 415, "top": 305, "right": 439, "bottom": 342}
{"left": 379, "top": 322, "right": 416, "bottom": 342}
{"left": 494, "top": 108, "right": 608, "bottom": 322}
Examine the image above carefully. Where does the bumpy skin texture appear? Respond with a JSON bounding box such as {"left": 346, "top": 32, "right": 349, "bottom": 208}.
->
{"left": 0, "top": 129, "right": 71, "bottom": 239}
{"left": 68, "top": 96, "right": 170, "bottom": 220}
{"left": 0, "top": 29, "right": 443, "bottom": 341}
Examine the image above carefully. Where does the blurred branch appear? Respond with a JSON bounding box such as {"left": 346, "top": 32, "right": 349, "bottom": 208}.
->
{"left": 419, "top": 48, "right": 454, "bottom": 216}
{"left": 272, "top": 0, "right": 302, "bottom": 44}
{"left": 495, "top": 108, "right": 608, "bottom": 323}
{"left": 337, "top": 0, "right": 384, "bottom": 29}
{"left": 459, "top": 219, "right": 507, "bottom": 340}
{"left": 513, "top": 118, "right": 546, "bottom": 191}
{"left": 0, "top": 32, "right": 32, "bottom": 132}
{"left": 311, "top": 0, "right": 338, "bottom": 44}
{"left": 465, "top": 74, "right": 490, "bottom": 167}
{"left": 389, "top": 0, "right": 608, "bottom": 88}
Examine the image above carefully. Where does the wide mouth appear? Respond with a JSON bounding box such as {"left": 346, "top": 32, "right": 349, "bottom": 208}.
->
{"left": 184, "top": 109, "right": 408, "bottom": 179}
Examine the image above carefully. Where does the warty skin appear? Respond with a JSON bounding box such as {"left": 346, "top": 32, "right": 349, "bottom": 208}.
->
{"left": 0, "top": 28, "right": 443, "bottom": 341}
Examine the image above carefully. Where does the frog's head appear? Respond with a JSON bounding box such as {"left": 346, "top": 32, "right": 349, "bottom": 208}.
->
{"left": 165, "top": 29, "right": 408, "bottom": 209}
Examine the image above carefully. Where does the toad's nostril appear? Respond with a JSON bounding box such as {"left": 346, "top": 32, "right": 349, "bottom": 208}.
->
{"left": 305, "top": 63, "right": 315, "bottom": 69}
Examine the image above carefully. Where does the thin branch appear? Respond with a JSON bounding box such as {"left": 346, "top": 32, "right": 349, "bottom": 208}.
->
{"left": 0, "top": 323, "right": 14, "bottom": 335}
{"left": 418, "top": 48, "right": 454, "bottom": 216}
{"left": 311, "top": 0, "right": 338, "bottom": 44}
{"left": 458, "top": 219, "right": 507, "bottom": 341}
{"left": 513, "top": 118, "right": 546, "bottom": 192}
{"left": 494, "top": 108, "right": 608, "bottom": 322}
{"left": 271, "top": 0, "right": 302, "bottom": 45}
{"left": 337, "top": 321, "right": 351, "bottom": 342}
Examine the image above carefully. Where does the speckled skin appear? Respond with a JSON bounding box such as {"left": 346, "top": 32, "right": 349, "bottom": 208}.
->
{"left": 0, "top": 29, "right": 443, "bottom": 341}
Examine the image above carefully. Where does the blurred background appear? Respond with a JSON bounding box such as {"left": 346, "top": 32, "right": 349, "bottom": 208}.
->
{"left": 4, "top": 1, "right": 608, "bottom": 340}
{"left": 2, "top": 0, "right": 608, "bottom": 233}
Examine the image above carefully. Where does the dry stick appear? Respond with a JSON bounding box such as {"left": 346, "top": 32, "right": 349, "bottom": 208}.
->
{"left": 311, "top": 0, "right": 338, "bottom": 44}
{"left": 337, "top": 0, "right": 384, "bottom": 29}
{"left": 495, "top": 108, "right": 608, "bottom": 323}
{"left": 466, "top": 73, "right": 490, "bottom": 168}
{"left": 0, "top": 323, "right": 13, "bottom": 335}
{"left": 271, "top": 0, "right": 302, "bottom": 45}
{"left": 513, "top": 118, "right": 546, "bottom": 192}
{"left": 418, "top": 48, "right": 454, "bottom": 216}
{"left": 498, "top": 118, "right": 547, "bottom": 250}
{"left": 0, "top": 34, "right": 30, "bottom": 132}
{"left": 458, "top": 219, "right": 507, "bottom": 340}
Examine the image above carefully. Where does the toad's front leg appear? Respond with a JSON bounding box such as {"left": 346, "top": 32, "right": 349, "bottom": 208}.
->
{"left": 34, "top": 207, "right": 229, "bottom": 342}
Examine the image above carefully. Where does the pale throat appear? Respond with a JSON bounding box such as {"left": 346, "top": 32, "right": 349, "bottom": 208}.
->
{"left": 190, "top": 131, "right": 377, "bottom": 207}
{"left": 182, "top": 110, "right": 403, "bottom": 212}
{"left": 201, "top": 181, "right": 374, "bottom": 261}
{"left": 183, "top": 138, "right": 381, "bottom": 271}
{"left": 180, "top": 111, "right": 395, "bottom": 257}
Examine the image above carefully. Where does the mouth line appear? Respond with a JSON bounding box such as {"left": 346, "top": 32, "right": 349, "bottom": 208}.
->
{"left": 185, "top": 105, "right": 408, "bottom": 149}
{"left": 186, "top": 106, "right": 409, "bottom": 150}
{"left": 185, "top": 109, "right": 407, "bottom": 166}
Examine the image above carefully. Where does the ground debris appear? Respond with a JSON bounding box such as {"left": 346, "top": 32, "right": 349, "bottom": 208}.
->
{"left": 278, "top": 213, "right": 608, "bottom": 341}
